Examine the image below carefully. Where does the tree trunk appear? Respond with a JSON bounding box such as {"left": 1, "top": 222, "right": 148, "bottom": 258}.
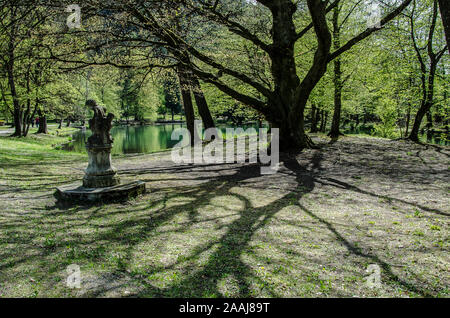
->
{"left": 8, "top": 61, "right": 22, "bottom": 137}
{"left": 315, "top": 108, "right": 321, "bottom": 132}
{"left": 22, "top": 112, "right": 30, "bottom": 137}
{"left": 409, "top": 59, "right": 437, "bottom": 142}
{"left": 177, "top": 65, "right": 196, "bottom": 146}
{"left": 12, "top": 107, "right": 22, "bottom": 137}
{"left": 268, "top": 98, "right": 316, "bottom": 150}
{"left": 409, "top": 101, "right": 430, "bottom": 142}
{"left": 320, "top": 111, "right": 328, "bottom": 133}
{"left": 6, "top": 10, "right": 22, "bottom": 137}
{"left": 273, "top": 115, "right": 313, "bottom": 151}
{"left": 37, "top": 110, "right": 48, "bottom": 134}
{"left": 329, "top": 5, "right": 344, "bottom": 140}
{"left": 426, "top": 111, "right": 433, "bottom": 129}
{"left": 24, "top": 102, "right": 38, "bottom": 137}
{"left": 177, "top": 52, "right": 215, "bottom": 131}
{"left": 23, "top": 113, "right": 34, "bottom": 137}
{"left": 310, "top": 105, "right": 321, "bottom": 133}
{"left": 190, "top": 75, "right": 215, "bottom": 130}
{"left": 22, "top": 95, "right": 31, "bottom": 137}
{"left": 329, "top": 56, "right": 343, "bottom": 139}
{"left": 66, "top": 118, "right": 71, "bottom": 127}
{"left": 21, "top": 64, "right": 35, "bottom": 137}
{"left": 310, "top": 104, "right": 318, "bottom": 133}
{"left": 266, "top": 0, "right": 330, "bottom": 151}
{"left": 409, "top": 0, "right": 442, "bottom": 142}
{"left": 438, "top": 0, "right": 450, "bottom": 53}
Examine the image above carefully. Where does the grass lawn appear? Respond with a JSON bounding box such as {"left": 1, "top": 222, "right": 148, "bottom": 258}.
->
{"left": 0, "top": 127, "right": 83, "bottom": 166}
{"left": 0, "top": 133, "right": 448, "bottom": 297}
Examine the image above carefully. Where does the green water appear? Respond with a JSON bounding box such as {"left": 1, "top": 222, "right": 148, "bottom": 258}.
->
{"left": 68, "top": 123, "right": 265, "bottom": 155}
{"left": 69, "top": 124, "right": 185, "bottom": 155}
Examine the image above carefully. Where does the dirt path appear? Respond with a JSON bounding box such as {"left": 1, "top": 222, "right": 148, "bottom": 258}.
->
{"left": 0, "top": 136, "right": 448, "bottom": 297}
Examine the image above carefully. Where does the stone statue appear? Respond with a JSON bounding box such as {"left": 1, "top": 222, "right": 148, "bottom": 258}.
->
{"left": 83, "top": 99, "right": 120, "bottom": 188}
{"left": 86, "top": 99, "right": 114, "bottom": 146}
{"left": 55, "top": 99, "right": 146, "bottom": 200}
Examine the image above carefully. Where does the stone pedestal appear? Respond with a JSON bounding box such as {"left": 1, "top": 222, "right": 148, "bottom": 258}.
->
{"left": 56, "top": 140, "right": 146, "bottom": 203}
{"left": 56, "top": 181, "right": 146, "bottom": 203}
{"left": 55, "top": 99, "right": 145, "bottom": 203}
{"left": 83, "top": 144, "right": 120, "bottom": 188}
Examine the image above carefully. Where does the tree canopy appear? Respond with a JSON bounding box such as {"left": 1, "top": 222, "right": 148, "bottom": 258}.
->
{"left": 0, "top": 0, "right": 447, "bottom": 148}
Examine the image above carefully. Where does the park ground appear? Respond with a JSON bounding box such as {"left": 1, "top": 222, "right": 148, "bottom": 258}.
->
{"left": 0, "top": 129, "right": 448, "bottom": 297}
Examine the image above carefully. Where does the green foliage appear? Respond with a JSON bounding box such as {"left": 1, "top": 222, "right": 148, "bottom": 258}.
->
{"left": 160, "top": 73, "right": 182, "bottom": 120}
{"left": 0, "top": 0, "right": 448, "bottom": 142}
{"left": 201, "top": 83, "right": 260, "bottom": 125}
{"left": 373, "top": 97, "right": 400, "bottom": 139}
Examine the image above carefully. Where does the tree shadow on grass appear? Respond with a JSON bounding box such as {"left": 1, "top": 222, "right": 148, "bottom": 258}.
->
{"left": 296, "top": 203, "right": 434, "bottom": 297}
{"left": 66, "top": 154, "right": 319, "bottom": 298}
{"left": 1, "top": 138, "right": 445, "bottom": 297}
{"left": 316, "top": 177, "right": 449, "bottom": 217}
{"left": 81, "top": 150, "right": 435, "bottom": 297}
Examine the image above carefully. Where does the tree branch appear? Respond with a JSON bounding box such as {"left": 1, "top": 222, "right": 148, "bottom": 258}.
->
{"left": 328, "top": 0, "right": 413, "bottom": 62}
{"left": 294, "top": 0, "right": 341, "bottom": 42}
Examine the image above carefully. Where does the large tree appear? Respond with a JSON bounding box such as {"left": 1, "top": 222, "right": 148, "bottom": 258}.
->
{"left": 0, "top": 1, "right": 56, "bottom": 136}
{"left": 142, "top": 0, "right": 414, "bottom": 150}
{"left": 438, "top": 0, "right": 450, "bottom": 52}
{"left": 44, "top": 0, "right": 216, "bottom": 142}
{"left": 407, "top": 0, "right": 447, "bottom": 142}
{"left": 46, "top": 0, "right": 413, "bottom": 150}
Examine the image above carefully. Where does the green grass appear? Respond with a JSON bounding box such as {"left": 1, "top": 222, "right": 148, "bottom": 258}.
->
{"left": 0, "top": 127, "right": 84, "bottom": 166}
{"left": 0, "top": 134, "right": 448, "bottom": 298}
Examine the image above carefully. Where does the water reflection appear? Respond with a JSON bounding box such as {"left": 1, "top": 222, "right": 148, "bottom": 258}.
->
{"left": 69, "top": 123, "right": 264, "bottom": 154}
{"left": 70, "top": 124, "right": 184, "bottom": 155}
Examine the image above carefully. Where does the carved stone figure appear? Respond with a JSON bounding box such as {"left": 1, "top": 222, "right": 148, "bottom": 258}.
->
{"left": 55, "top": 99, "right": 146, "bottom": 201}
{"left": 86, "top": 99, "right": 114, "bottom": 146}
{"left": 83, "top": 100, "right": 120, "bottom": 188}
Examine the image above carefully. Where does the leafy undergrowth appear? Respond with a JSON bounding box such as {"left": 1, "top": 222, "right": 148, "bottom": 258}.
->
{"left": 0, "top": 135, "right": 448, "bottom": 298}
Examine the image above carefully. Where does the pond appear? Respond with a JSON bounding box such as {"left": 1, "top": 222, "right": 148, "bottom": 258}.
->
{"left": 68, "top": 124, "right": 185, "bottom": 155}
{"left": 67, "top": 123, "right": 265, "bottom": 155}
